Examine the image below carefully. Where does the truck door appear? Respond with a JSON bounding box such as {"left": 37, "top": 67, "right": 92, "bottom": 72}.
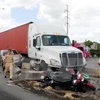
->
{"left": 35, "top": 36, "right": 41, "bottom": 60}
{"left": 28, "top": 36, "right": 37, "bottom": 59}
{"left": 28, "top": 35, "right": 41, "bottom": 60}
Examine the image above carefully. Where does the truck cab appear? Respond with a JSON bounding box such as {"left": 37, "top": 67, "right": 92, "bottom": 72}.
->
{"left": 28, "top": 23, "right": 86, "bottom": 71}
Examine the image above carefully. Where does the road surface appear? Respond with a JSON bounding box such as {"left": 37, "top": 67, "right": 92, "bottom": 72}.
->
{"left": 86, "top": 57, "right": 100, "bottom": 69}
{"left": 0, "top": 68, "right": 50, "bottom": 100}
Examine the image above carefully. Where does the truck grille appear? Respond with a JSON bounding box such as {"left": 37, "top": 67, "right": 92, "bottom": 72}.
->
{"left": 60, "top": 52, "right": 83, "bottom": 67}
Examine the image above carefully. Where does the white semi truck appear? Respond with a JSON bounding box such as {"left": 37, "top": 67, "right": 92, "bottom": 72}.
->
{"left": 0, "top": 22, "right": 86, "bottom": 71}
{"left": 28, "top": 23, "right": 86, "bottom": 71}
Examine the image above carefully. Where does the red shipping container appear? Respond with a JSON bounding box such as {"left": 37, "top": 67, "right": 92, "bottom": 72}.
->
{"left": 0, "top": 22, "right": 33, "bottom": 54}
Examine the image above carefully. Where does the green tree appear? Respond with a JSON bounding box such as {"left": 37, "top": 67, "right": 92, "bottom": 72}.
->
{"left": 84, "top": 40, "right": 93, "bottom": 48}
{"left": 74, "top": 40, "right": 77, "bottom": 43}
{"left": 97, "top": 43, "right": 100, "bottom": 50}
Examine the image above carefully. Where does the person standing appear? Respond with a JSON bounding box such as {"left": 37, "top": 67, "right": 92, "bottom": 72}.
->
{"left": 4, "top": 48, "right": 14, "bottom": 80}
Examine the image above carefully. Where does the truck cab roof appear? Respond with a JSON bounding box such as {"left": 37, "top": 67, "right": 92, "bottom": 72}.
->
{"left": 29, "top": 23, "right": 67, "bottom": 36}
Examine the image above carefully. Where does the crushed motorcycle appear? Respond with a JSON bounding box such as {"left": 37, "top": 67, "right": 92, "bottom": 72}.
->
{"left": 40, "top": 67, "right": 96, "bottom": 92}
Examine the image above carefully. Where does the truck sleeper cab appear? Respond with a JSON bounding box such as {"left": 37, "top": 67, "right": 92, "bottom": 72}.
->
{"left": 28, "top": 23, "right": 86, "bottom": 71}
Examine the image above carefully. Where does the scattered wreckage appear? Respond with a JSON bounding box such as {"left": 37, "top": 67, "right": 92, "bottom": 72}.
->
{"left": 11, "top": 66, "right": 100, "bottom": 100}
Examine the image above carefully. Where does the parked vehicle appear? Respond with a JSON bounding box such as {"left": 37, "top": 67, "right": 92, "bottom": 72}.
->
{"left": 72, "top": 42, "right": 90, "bottom": 59}
{"left": 0, "top": 49, "right": 23, "bottom": 69}
{"left": 0, "top": 22, "right": 86, "bottom": 71}
{"left": 40, "top": 67, "right": 96, "bottom": 92}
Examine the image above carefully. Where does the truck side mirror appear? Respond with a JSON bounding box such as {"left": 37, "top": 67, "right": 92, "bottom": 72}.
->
{"left": 72, "top": 40, "right": 75, "bottom": 46}
{"left": 33, "top": 39, "right": 36, "bottom": 47}
{"left": 36, "top": 46, "right": 41, "bottom": 50}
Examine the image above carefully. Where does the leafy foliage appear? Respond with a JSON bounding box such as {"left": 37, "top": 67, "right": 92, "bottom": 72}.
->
{"left": 90, "top": 49, "right": 100, "bottom": 57}
{"left": 90, "top": 49, "right": 95, "bottom": 57}
{"left": 84, "top": 40, "right": 93, "bottom": 48}
{"left": 97, "top": 43, "right": 100, "bottom": 50}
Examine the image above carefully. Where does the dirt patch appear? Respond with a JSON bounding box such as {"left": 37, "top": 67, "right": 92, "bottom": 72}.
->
{"left": 12, "top": 67, "right": 100, "bottom": 100}
{"left": 13, "top": 80, "right": 98, "bottom": 100}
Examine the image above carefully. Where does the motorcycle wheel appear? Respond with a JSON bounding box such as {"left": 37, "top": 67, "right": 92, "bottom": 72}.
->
{"left": 39, "top": 61, "right": 48, "bottom": 71}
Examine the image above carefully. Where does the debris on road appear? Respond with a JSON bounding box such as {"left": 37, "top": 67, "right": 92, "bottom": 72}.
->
{"left": 13, "top": 79, "right": 99, "bottom": 100}
{"left": 86, "top": 68, "right": 100, "bottom": 78}
{"left": 12, "top": 67, "right": 100, "bottom": 100}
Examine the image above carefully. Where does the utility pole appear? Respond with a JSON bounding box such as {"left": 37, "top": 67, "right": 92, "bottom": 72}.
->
{"left": 0, "top": 8, "right": 5, "bottom": 10}
{"left": 65, "top": 5, "right": 69, "bottom": 35}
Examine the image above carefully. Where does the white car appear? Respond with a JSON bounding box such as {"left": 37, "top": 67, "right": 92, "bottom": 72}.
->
{"left": 0, "top": 49, "right": 23, "bottom": 69}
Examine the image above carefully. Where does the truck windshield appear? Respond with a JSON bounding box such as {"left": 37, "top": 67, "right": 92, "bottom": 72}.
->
{"left": 42, "top": 35, "right": 71, "bottom": 46}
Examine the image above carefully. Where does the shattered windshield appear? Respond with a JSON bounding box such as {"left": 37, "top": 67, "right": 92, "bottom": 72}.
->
{"left": 42, "top": 35, "right": 71, "bottom": 46}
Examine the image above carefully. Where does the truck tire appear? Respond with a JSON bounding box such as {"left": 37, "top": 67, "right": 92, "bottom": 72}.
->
{"left": 39, "top": 61, "right": 48, "bottom": 71}
{"left": 30, "top": 60, "right": 39, "bottom": 71}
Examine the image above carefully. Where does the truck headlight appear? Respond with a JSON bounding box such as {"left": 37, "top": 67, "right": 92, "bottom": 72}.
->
{"left": 50, "top": 59, "right": 60, "bottom": 66}
{"left": 83, "top": 57, "right": 87, "bottom": 66}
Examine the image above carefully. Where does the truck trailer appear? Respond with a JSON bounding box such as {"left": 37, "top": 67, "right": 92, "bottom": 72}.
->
{"left": 0, "top": 22, "right": 32, "bottom": 54}
{"left": 0, "top": 22, "right": 86, "bottom": 71}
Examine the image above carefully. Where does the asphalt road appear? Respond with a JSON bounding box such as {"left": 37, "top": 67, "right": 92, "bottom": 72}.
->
{"left": 0, "top": 68, "right": 50, "bottom": 100}
{"left": 0, "top": 89, "right": 20, "bottom": 100}
{"left": 86, "top": 57, "right": 100, "bottom": 69}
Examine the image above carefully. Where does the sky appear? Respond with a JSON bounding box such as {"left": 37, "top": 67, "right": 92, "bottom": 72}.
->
{"left": 0, "top": 0, "right": 100, "bottom": 43}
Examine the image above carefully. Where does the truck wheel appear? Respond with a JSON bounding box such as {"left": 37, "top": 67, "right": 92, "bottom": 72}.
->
{"left": 39, "top": 61, "right": 48, "bottom": 71}
{"left": 30, "top": 60, "right": 39, "bottom": 71}
{"left": 30, "top": 60, "right": 35, "bottom": 69}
